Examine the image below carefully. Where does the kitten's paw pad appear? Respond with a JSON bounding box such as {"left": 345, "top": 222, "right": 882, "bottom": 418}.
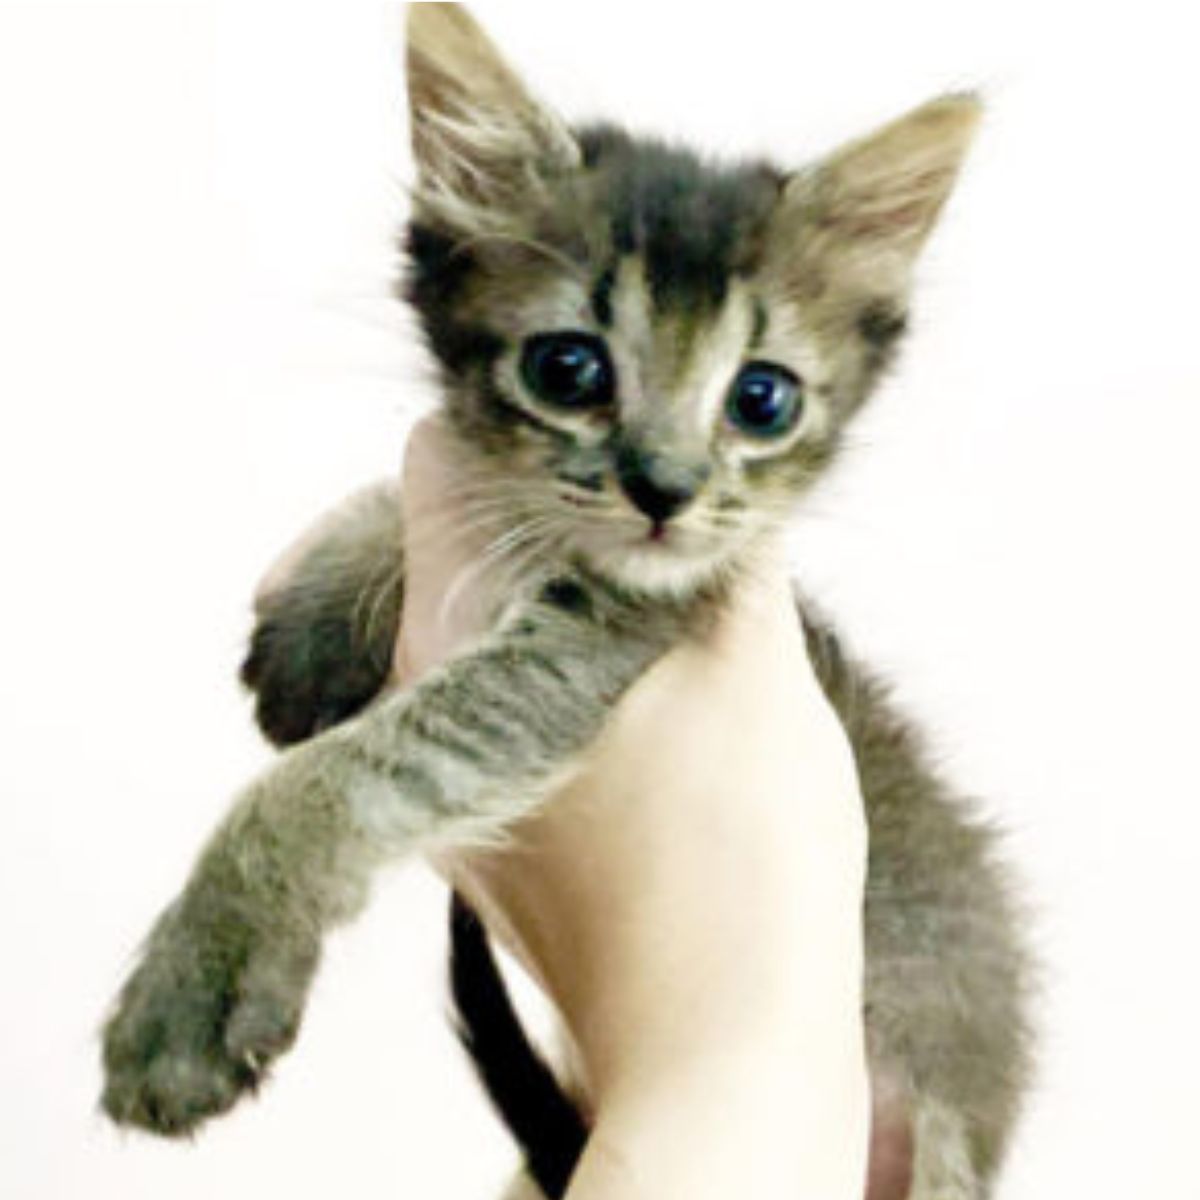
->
{"left": 241, "top": 607, "right": 392, "bottom": 747}
{"left": 100, "top": 909, "right": 317, "bottom": 1136}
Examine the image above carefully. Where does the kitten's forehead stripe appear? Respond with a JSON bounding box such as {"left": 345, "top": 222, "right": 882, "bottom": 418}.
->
{"left": 590, "top": 265, "right": 617, "bottom": 328}
{"left": 751, "top": 299, "right": 769, "bottom": 350}
{"left": 857, "top": 300, "right": 909, "bottom": 348}
{"left": 577, "top": 125, "right": 782, "bottom": 317}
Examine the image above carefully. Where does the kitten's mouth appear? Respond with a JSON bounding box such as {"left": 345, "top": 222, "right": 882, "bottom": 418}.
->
{"left": 558, "top": 503, "right": 737, "bottom": 593}
{"left": 565, "top": 520, "right": 733, "bottom": 595}
{"left": 633, "top": 519, "right": 689, "bottom": 552}
{"left": 625, "top": 514, "right": 715, "bottom": 554}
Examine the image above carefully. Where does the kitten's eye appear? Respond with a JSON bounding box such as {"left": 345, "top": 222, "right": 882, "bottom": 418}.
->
{"left": 520, "top": 333, "right": 614, "bottom": 410}
{"left": 726, "top": 362, "right": 804, "bottom": 439}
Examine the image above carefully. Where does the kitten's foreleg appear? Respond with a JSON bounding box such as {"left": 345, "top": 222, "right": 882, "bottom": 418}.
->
{"left": 101, "top": 578, "right": 682, "bottom": 1137}
{"left": 241, "top": 481, "right": 405, "bottom": 746}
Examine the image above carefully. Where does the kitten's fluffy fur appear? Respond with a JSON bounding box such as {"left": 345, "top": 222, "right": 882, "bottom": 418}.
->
{"left": 101, "top": 7, "right": 1031, "bottom": 1198}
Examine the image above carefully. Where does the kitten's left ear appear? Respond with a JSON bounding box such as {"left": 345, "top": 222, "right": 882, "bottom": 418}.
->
{"left": 406, "top": 4, "right": 580, "bottom": 232}
{"left": 773, "top": 93, "right": 983, "bottom": 295}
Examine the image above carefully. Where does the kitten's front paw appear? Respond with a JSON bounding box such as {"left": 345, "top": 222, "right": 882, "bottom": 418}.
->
{"left": 101, "top": 896, "right": 318, "bottom": 1136}
{"left": 242, "top": 596, "right": 395, "bottom": 747}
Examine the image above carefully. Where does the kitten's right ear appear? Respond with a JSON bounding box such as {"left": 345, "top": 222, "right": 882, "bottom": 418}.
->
{"left": 406, "top": 4, "right": 579, "bottom": 232}
{"left": 769, "top": 93, "right": 983, "bottom": 300}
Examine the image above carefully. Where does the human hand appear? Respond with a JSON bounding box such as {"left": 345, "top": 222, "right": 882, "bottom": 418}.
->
{"left": 396, "top": 417, "right": 870, "bottom": 1200}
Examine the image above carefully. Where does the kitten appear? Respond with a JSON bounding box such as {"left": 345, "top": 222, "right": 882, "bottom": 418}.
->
{"left": 101, "top": 6, "right": 1032, "bottom": 1199}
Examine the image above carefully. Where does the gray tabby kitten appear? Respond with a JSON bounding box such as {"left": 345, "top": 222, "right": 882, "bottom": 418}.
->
{"left": 101, "top": 6, "right": 1031, "bottom": 1199}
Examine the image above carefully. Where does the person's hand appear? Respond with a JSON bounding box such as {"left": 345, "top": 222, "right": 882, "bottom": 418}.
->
{"left": 395, "top": 418, "right": 870, "bottom": 1200}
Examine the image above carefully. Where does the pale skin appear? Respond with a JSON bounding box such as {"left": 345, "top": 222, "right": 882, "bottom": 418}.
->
{"left": 264, "top": 418, "right": 871, "bottom": 1199}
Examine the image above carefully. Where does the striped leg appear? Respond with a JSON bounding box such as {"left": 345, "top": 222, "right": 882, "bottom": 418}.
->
{"left": 101, "top": 574, "right": 688, "bottom": 1136}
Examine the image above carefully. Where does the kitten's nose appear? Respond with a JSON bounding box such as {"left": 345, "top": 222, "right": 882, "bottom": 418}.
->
{"left": 615, "top": 447, "right": 709, "bottom": 525}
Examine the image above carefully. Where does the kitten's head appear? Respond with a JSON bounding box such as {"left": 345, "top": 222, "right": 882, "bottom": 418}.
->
{"left": 402, "top": 4, "right": 980, "bottom": 597}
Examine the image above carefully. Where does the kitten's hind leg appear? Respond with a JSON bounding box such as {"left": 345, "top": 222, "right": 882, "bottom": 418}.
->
{"left": 907, "top": 1095, "right": 985, "bottom": 1200}
{"left": 241, "top": 481, "right": 405, "bottom": 746}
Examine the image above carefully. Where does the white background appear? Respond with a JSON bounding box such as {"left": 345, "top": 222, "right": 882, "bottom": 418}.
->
{"left": 1, "top": 1, "right": 1198, "bottom": 1197}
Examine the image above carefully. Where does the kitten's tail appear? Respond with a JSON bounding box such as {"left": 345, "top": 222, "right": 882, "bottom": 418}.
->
{"left": 449, "top": 894, "right": 587, "bottom": 1200}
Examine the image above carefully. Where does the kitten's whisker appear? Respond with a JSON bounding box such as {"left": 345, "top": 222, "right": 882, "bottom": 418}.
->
{"left": 350, "top": 550, "right": 406, "bottom": 639}
{"left": 361, "top": 563, "right": 405, "bottom": 662}
{"left": 491, "top": 522, "right": 570, "bottom": 600}
{"left": 419, "top": 480, "right": 543, "bottom": 518}
{"left": 403, "top": 499, "right": 528, "bottom": 550}
{"left": 485, "top": 516, "right": 570, "bottom": 587}
{"left": 436, "top": 515, "right": 560, "bottom": 632}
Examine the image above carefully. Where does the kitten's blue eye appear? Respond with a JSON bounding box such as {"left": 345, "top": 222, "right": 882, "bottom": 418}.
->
{"left": 520, "top": 333, "right": 614, "bottom": 409}
{"left": 726, "top": 363, "right": 804, "bottom": 439}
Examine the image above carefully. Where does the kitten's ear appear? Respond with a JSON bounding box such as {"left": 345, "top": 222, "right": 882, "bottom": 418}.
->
{"left": 406, "top": 4, "right": 580, "bottom": 231}
{"left": 775, "top": 93, "right": 983, "bottom": 294}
